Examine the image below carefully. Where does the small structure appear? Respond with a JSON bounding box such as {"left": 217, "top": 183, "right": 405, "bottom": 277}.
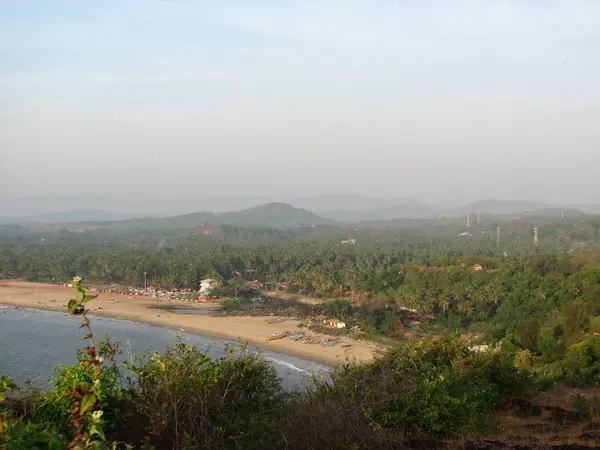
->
{"left": 472, "top": 264, "right": 483, "bottom": 271}
{"left": 200, "top": 279, "right": 219, "bottom": 292}
{"left": 458, "top": 232, "right": 473, "bottom": 237}
{"left": 470, "top": 344, "right": 489, "bottom": 353}
{"left": 323, "top": 319, "right": 346, "bottom": 329}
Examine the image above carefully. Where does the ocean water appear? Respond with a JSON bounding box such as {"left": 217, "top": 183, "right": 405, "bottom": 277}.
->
{"left": 0, "top": 306, "right": 329, "bottom": 390}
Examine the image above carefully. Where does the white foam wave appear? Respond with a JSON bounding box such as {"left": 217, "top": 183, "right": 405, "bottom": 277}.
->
{"left": 263, "top": 356, "right": 309, "bottom": 374}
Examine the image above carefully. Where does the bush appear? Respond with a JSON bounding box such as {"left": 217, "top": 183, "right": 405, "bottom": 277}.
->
{"left": 571, "top": 393, "right": 594, "bottom": 419}
{"left": 514, "top": 349, "right": 536, "bottom": 370}
{"left": 1, "top": 376, "right": 65, "bottom": 449}
{"left": 220, "top": 296, "right": 252, "bottom": 312}
{"left": 127, "top": 337, "right": 283, "bottom": 449}
{"left": 277, "top": 391, "right": 403, "bottom": 450}
{"left": 2, "top": 419, "right": 65, "bottom": 449}
{"left": 32, "top": 336, "right": 126, "bottom": 438}
{"left": 309, "top": 338, "right": 538, "bottom": 438}
{"left": 562, "top": 336, "right": 600, "bottom": 387}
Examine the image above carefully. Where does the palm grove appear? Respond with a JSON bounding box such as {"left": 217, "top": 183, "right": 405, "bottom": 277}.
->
{"left": 1, "top": 217, "right": 600, "bottom": 448}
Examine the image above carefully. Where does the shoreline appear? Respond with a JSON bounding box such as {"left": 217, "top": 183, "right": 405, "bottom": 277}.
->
{"left": 0, "top": 281, "right": 375, "bottom": 367}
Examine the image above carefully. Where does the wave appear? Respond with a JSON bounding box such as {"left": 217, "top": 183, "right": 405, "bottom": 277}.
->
{"left": 263, "top": 356, "right": 310, "bottom": 374}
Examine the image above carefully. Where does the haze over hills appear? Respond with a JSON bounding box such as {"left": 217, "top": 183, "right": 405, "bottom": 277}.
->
{"left": 107, "top": 202, "right": 335, "bottom": 230}
{"left": 0, "top": 210, "right": 130, "bottom": 224}
{"left": 290, "top": 195, "right": 429, "bottom": 212}
{"left": 0, "top": 195, "right": 597, "bottom": 228}
{"left": 454, "top": 200, "right": 556, "bottom": 216}
{"left": 290, "top": 195, "right": 438, "bottom": 222}
{"left": 0, "top": 194, "right": 271, "bottom": 218}
{"left": 320, "top": 205, "right": 439, "bottom": 223}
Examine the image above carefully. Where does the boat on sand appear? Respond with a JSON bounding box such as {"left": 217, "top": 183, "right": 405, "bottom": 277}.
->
{"left": 266, "top": 331, "right": 289, "bottom": 341}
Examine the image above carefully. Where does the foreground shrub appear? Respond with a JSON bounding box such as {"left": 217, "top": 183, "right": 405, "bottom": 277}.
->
{"left": 33, "top": 337, "right": 126, "bottom": 439}
{"left": 127, "top": 338, "right": 283, "bottom": 449}
{"left": 309, "top": 338, "right": 538, "bottom": 438}
{"left": 2, "top": 376, "right": 65, "bottom": 449}
{"left": 278, "top": 390, "right": 405, "bottom": 450}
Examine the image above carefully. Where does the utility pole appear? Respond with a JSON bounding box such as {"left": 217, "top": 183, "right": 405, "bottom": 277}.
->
{"left": 496, "top": 226, "right": 500, "bottom": 249}
{"left": 143, "top": 271, "right": 148, "bottom": 293}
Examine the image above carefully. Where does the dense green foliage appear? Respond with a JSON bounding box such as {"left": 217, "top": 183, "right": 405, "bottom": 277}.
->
{"left": 126, "top": 340, "right": 283, "bottom": 448}
{"left": 2, "top": 218, "right": 600, "bottom": 448}
{"left": 1, "top": 217, "right": 599, "bottom": 289}
{"left": 312, "top": 338, "right": 539, "bottom": 437}
{"left": 2, "top": 335, "right": 545, "bottom": 449}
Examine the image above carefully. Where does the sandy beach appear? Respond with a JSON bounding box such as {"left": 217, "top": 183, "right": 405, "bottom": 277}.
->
{"left": 0, "top": 280, "right": 375, "bottom": 367}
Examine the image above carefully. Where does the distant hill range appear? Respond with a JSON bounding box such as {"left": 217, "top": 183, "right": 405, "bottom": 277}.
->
{"left": 0, "top": 210, "right": 129, "bottom": 225}
{"left": 1, "top": 197, "right": 598, "bottom": 232}
{"left": 454, "top": 200, "right": 556, "bottom": 215}
{"left": 90, "top": 203, "right": 334, "bottom": 231}
{"left": 453, "top": 200, "right": 588, "bottom": 218}
{"left": 291, "top": 195, "right": 439, "bottom": 222}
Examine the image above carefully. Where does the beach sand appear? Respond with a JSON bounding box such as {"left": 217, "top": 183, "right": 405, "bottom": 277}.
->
{"left": 0, "top": 281, "right": 375, "bottom": 367}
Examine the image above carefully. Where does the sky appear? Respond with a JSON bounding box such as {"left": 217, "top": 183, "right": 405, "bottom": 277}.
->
{"left": 1, "top": 0, "right": 600, "bottom": 213}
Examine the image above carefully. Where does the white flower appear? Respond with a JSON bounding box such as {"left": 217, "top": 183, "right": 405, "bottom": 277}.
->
{"left": 73, "top": 276, "right": 82, "bottom": 283}
{"left": 91, "top": 410, "right": 103, "bottom": 420}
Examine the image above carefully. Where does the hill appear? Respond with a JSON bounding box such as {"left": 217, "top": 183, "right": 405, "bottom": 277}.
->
{"left": 114, "top": 202, "right": 334, "bottom": 230}
{"left": 456, "top": 199, "right": 557, "bottom": 215}
{"left": 514, "top": 207, "right": 585, "bottom": 219}
{"left": 0, "top": 216, "right": 19, "bottom": 225}
{"left": 570, "top": 204, "right": 600, "bottom": 215}
{"left": 29, "top": 210, "right": 128, "bottom": 223}
{"left": 0, "top": 210, "right": 129, "bottom": 224}
{"left": 215, "top": 202, "right": 335, "bottom": 228}
{"left": 321, "top": 204, "right": 438, "bottom": 222}
{"left": 292, "top": 195, "right": 438, "bottom": 222}
{"left": 291, "top": 195, "right": 430, "bottom": 211}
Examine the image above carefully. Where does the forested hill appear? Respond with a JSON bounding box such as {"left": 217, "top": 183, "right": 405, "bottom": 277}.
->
{"left": 112, "top": 202, "right": 335, "bottom": 230}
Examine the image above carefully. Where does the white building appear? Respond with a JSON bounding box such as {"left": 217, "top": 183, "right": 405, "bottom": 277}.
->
{"left": 200, "top": 279, "right": 219, "bottom": 292}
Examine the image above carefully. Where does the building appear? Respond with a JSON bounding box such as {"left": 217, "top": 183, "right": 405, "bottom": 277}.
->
{"left": 472, "top": 264, "right": 483, "bottom": 271}
{"left": 323, "top": 319, "right": 346, "bottom": 329}
{"left": 200, "top": 279, "right": 219, "bottom": 292}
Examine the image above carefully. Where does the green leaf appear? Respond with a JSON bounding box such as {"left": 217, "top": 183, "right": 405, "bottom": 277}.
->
{"left": 68, "top": 299, "right": 80, "bottom": 314}
{"left": 83, "top": 294, "right": 98, "bottom": 303}
{"left": 80, "top": 393, "right": 96, "bottom": 415}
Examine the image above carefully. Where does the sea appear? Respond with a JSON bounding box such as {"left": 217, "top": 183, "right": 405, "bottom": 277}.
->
{"left": 0, "top": 306, "right": 330, "bottom": 390}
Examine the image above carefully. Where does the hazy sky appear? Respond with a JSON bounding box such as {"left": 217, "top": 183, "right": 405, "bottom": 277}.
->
{"left": 1, "top": 1, "right": 599, "bottom": 208}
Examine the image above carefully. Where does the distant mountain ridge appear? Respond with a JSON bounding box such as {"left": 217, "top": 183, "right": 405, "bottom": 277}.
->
{"left": 320, "top": 204, "right": 438, "bottom": 222}
{"left": 291, "top": 195, "right": 438, "bottom": 222}
{"left": 455, "top": 200, "right": 556, "bottom": 215}
{"left": 113, "top": 202, "right": 335, "bottom": 230}
{"left": 0, "top": 209, "right": 129, "bottom": 224}
{"left": 2, "top": 197, "right": 598, "bottom": 230}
